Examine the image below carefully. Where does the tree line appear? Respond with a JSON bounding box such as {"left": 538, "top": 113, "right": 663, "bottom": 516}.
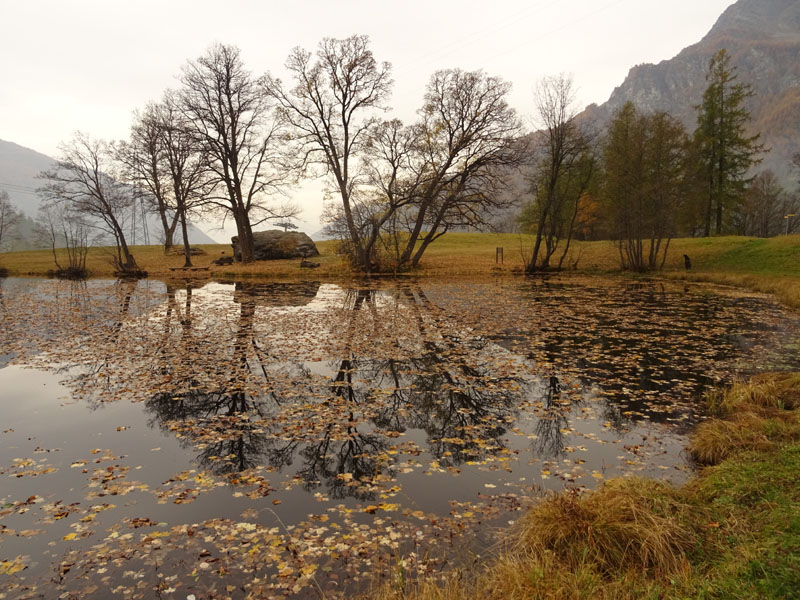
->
{"left": 31, "top": 37, "right": 521, "bottom": 275}
{"left": 521, "top": 48, "right": 798, "bottom": 273}
{"left": 25, "top": 39, "right": 800, "bottom": 276}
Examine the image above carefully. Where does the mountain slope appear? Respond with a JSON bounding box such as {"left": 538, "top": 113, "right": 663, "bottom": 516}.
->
{"left": 0, "top": 138, "right": 217, "bottom": 246}
{"left": 0, "top": 139, "right": 54, "bottom": 216}
{"left": 582, "top": 0, "right": 800, "bottom": 185}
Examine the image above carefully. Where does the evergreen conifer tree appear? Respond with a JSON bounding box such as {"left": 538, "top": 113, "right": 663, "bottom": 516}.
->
{"left": 695, "top": 49, "right": 764, "bottom": 236}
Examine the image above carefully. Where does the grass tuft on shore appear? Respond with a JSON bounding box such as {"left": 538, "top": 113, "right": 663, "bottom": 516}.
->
{"left": 517, "top": 478, "right": 696, "bottom": 578}
{"left": 689, "top": 374, "right": 800, "bottom": 465}
{"left": 367, "top": 373, "right": 800, "bottom": 600}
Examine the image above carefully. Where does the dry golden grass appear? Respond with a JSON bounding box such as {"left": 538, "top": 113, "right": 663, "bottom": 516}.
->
{"left": 369, "top": 478, "right": 700, "bottom": 600}
{"left": 706, "top": 373, "right": 800, "bottom": 416}
{"left": 1, "top": 234, "right": 798, "bottom": 309}
{"left": 689, "top": 374, "right": 800, "bottom": 465}
{"left": 0, "top": 242, "right": 348, "bottom": 280}
{"left": 688, "top": 413, "right": 775, "bottom": 465}
{"left": 516, "top": 478, "right": 696, "bottom": 577}
{"left": 660, "top": 271, "right": 800, "bottom": 310}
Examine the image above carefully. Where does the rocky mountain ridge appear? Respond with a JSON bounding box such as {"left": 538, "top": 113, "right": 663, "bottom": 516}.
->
{"left": 582, "top": 0, "right": 800, "bottom": 185}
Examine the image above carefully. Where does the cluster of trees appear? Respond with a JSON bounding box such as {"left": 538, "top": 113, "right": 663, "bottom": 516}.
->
{"left": 265, "top": 36, "right": 522, "bottom": 272}
{"left": 30, "top": 40, "right": 799, "bottom": 276}
{"left": 0, "top": 195, "right": 54, "bottom": 257}
{"left": 37, "top": 44, "right": 305, "bottom": 274}
{"left": 35, "top": 36, "right": 523, "bottom": 274}
{"left": 521, "top": 49, "right": 799, "bottom": 272}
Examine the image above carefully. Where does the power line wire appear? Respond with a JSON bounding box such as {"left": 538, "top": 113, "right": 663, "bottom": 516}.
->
{"left": 0, "top": 182, "right": 40, "bottom": 196}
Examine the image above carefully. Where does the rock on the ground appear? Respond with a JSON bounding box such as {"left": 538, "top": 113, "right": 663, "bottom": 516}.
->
{"left": 166, "top": 246, "right": 206, "bottom": 256}
{"left": 231, "top": 230, "right": 320, "bottom": 261}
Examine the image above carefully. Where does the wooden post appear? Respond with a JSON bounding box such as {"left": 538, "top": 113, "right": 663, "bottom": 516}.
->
{"left": 496, "top": 247, "right": 504, "bottom": 264}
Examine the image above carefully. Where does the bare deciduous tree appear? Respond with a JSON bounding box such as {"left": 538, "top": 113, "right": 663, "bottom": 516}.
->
{"left": 120, "top": 102, "right": 181, "bottom": 252}
{"left": 397, "top": 69, "right": 523, "bottom": 270}
{"left": 0, "top": 190, "right": 21, "bottom": 250}
{"left": 36, "top": 201, "right": 89, "bottom": 278}
{"left": 523, "top": 75, "right": 595, "bottom": 273}
{"left": 180, "top": 43, "right": 290, "bottom": 263}
{"left": 265, "top": 34, "right": 393, "bottom": 271}
{"left": 737, "top": 170, "right": 798, "bottom": 236}
{"left": 318, "top": 69, "right": 521, "bottom": 272}
{"left": 354, "top": 118, "right": 422, "bottom": 269}
{"left": 38, "top": 133, "right": 141, "bottom": 274}
{"left": 122, "top": 92, "right": 212, "bottom": 267}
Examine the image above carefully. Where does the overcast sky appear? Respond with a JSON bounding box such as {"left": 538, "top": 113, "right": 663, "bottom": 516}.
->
{"left": 0, "top": 0, "right": 735, "bottom": 235}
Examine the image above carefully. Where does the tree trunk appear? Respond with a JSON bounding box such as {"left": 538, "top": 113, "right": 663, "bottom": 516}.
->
{"left": 400, "top": 200, "right": 430, "bottom": 267}
{"left": 115, "top": 226, "right": 138, "bottom": 270}
{"left": 179, "top": 210, "right": 193, "bottom": 268}
{"left": 158, "top": 209, "right": 175, "bottom": 252}
{"left": 704, "top": 173, "right": 713, "bottom": 237}
{"left": 527, "top": 216, "right": 548, "bottom": 273}
{"left": 232, "top": 210, "right": 255, "bottom": 263}
{"left": 240, "top": 217, "right": 255, "bottom": 263}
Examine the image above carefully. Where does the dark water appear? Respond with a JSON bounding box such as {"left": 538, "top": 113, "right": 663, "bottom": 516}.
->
{"left": 1, "top": 276, "right": 798, "bottom": 598}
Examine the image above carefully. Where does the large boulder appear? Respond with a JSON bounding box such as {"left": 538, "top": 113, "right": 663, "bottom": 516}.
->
{"left": 231, "top": 230, "right": 320, "bottom": 261}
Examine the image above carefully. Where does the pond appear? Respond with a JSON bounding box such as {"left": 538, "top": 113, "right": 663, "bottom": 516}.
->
{"left": 1, "top": 276, "right": 799, "bottom": 599}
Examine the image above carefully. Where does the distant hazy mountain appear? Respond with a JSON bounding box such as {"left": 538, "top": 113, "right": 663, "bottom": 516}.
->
{"left": 0, "top": 138, "right": 217, "bottom": 246}
{"left": 582, "top": 0, "right": 800, "bottom": 185}
{"left": 0, "top": 139, "right": 53, "bottom": 216}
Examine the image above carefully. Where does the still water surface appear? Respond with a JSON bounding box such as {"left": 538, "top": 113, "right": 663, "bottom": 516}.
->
{"left": 1, "top": 276, "right": 798, "bottom": 598}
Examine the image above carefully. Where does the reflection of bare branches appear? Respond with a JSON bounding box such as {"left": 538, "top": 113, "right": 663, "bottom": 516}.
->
{"left": 407, "top": 286, "right": 518, "bottom": 459}
{"left": 0, "top": 283, "right": 7, "bottom": 367}
{"left": 145, "top": 285, "right": 291, "bottom": 474}
{"left": 15, "top": 279, "right": 530, "bottom": 501}
{"left": 295, "top": 420, "right": 389, "bottom": 501}
{"left": 359, "top": 285, "right": 523, "bottom": 465}
{"left": 146, "top": 388, "right": 276, "bottom": 475}
{"left": 111, "top": 279, "right": 138, "bottom": 336}
{"left": 532, "top": 375, "right": 570, "bottom": 459}
{"left": 60, "top": 279, "right": 139, "bottom": 406}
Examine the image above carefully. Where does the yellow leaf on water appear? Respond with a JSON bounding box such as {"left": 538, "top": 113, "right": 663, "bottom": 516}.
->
{"left": 0, "top": 557, "right": 26, "bottom": 575}
{"left": 148, "top": 531, "right": 171, "bottom": 538}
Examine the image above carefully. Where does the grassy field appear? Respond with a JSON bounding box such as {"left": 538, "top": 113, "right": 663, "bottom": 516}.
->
{"left": 2, "top": 233, "right": 798, "bottom": 306}
{"left": 367, "top": 374, "right": 800, "bottom": 600}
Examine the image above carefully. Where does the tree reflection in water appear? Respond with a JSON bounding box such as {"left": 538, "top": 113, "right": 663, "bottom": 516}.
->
{"left": 142, "top": 283, "right": 525, "bottom": 498}
{"left": 146, "top": 283, "right": 294, "bottom": 475}
{"left": 11, "top": 275, "right": 786, "bottom": 506}
{"left": 531, "top": 374, "right": 571, "bottom": 458}
{"left": 3, "top": 276, "right": 800, "bottom": 598}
